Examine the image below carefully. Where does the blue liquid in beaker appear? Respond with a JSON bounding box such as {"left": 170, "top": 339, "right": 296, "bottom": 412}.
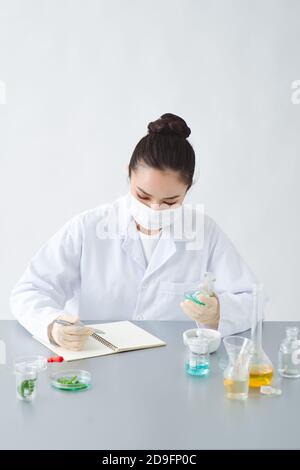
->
{"left": 185, "top": 360, "right": 209, "bottom": 376}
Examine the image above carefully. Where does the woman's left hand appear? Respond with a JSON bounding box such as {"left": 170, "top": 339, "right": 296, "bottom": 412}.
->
{"left": 180, "top": 294, "right": 220, "bottom": 329}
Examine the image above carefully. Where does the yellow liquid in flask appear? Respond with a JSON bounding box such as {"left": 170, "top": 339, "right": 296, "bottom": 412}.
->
{"left": 249, "top": 365, "right": 273, "bottom": 388}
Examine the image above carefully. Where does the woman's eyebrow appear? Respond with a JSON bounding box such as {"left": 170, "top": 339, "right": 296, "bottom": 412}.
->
{"left": 137, "top": 187, "right": 151, "bottom": 196}
{"left": 137, "top": 187, "right": 180, "bottom": 199}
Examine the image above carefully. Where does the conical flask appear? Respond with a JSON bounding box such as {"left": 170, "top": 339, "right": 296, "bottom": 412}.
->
{"left": 249, "top": 284, "right": 274, "bottom": 387}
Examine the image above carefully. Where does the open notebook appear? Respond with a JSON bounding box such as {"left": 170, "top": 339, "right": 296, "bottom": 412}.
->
{"left": 34, "top": 320, "right": 167, "bottom": 361}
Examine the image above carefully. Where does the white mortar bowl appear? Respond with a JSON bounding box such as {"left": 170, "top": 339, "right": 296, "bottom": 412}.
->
{"left": 183, "top": 328, "right": 221, "bottom": 353}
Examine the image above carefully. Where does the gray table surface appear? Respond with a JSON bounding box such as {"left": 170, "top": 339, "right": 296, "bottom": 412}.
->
{"left": 0, "top": 320, "right": 299, "bottom": 450}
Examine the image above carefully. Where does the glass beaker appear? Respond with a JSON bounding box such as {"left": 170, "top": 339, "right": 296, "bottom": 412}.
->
{"left": 185, "top": 336, "right": 210, "bottom": 376}
{"left": 15, "top": 363, "right": 38, "bottom": 401}
{"left": 14, "top": 356, "right": 47, "bottom": 401}
{"left": 249, "top": 284, "right": 274, "bottom": 387}
{"left": 278, "top": 326, "right": 300, "bottom": 378}
{"left": 223, "top": 335, "right": 253, "bottom": 400}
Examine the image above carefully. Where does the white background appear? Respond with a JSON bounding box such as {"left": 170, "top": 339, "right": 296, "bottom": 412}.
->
{"left": 0, "top": 0, "right": 299, "bottom": 321}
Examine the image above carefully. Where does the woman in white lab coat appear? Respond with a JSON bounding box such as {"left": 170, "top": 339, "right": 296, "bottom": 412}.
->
{"left": 10, "top": 113, "right": 258, "bottom": 350}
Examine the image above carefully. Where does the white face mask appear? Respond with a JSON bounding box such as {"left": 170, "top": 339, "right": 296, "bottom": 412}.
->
{"left": 129, "top": 193, "right": 183, "bottom": 230}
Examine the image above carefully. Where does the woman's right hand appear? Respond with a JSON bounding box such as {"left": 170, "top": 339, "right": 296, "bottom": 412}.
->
{"left": 48, "top": 313, "right": 94, "bottom": 351}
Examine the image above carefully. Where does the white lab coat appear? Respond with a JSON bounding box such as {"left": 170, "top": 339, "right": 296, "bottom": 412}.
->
{"left": 10, "top": 193, "right": 259, "bottom": 341}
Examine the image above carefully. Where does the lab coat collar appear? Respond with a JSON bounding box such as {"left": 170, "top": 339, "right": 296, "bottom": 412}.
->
{"left": 143, "top": 224, "right": 176, "bottom": 280}
{"left": 121, "top": 219, "right": 147, "bottom": 271}
{"left": 121, "top": 219, "right": 177, "bottom": 280}
{"left": 99, "top": 194, "right": 202, "bottom": 278}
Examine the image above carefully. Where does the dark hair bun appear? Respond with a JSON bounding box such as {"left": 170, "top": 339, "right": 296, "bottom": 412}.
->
{"left": 148, "top": 113, "right": 191, "bottom": 139}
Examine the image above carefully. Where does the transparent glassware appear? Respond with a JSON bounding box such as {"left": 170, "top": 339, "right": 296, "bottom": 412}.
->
{"left": 249, "top": 284, "right": 274, "bottom": 388}
{"left": 185, "top": 336, "right": 210, "bottom": 377}
{"left": 184, "top": 287, "right": 207, "bottom": 306}
{"left": 51, "top": 369, "right": 92, "bottom": 391}
{"left": 278, "top": 327, "right": 300, "bottom": 378}
{"left": 15, "top": 363, "right": 38, "bottom": 401}
{"left": 223, "top": 336, "right": 253, "bottom": 400}
{"left": 184, "top": 272, "right": 215, "bottom": 306}
{"left": 14, "top": 356, "right": 47, "bottom": 401}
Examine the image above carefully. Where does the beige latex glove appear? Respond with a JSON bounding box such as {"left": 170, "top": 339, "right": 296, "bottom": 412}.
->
{"left": 48, "top": 314, "right": 94, "bottom": 351}
{"left": 180, "top": 293, "right": 220, "bottom": 329}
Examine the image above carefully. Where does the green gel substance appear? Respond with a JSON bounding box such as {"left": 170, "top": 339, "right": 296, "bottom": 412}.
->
{"left": 184, "top": 291, "right": 207, "bottom": 306}
{"left": 18, "top": 378, "right": 36, "bottom": 398}
{"left": 56, "top": 375, "right": 88, "bottom": 390}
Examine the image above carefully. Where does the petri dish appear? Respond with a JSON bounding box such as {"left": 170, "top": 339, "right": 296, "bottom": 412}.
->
{"left": 51, "top": 369, "right": 91, "bottom": 392}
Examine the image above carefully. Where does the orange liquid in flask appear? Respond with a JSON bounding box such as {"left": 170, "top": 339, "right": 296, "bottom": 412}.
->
{"left": 249, "top": 365, "right": 273, "bottom": 388}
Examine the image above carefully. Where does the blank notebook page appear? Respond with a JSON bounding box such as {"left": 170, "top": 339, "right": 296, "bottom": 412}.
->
{"left": 34, "top": 320, "right": 166, "bottom": 362}
{"left": 94, "top": 320, "right": 166, "bottom": 351}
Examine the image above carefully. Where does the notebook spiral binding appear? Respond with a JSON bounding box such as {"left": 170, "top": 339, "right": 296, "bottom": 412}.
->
{"left": 91, "top": 332, "right": 118, "bottom": 351}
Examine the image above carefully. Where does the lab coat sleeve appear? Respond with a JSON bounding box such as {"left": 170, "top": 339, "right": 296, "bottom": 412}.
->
{"left": 206, "top": 218, "right": 263, "bottom": 337}
{"left": 10, "top": 216, "right": 82, "bottom": 342}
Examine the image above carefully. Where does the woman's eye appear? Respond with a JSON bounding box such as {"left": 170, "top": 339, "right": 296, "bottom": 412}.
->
{"left": 163, "top": 201, "right": 177, "bottom": 206}
{"left": 137, "top": 194, "right": 149, "bottom": 201}
{"left": 136, "top": 193, "right": 178, "bottom": 206}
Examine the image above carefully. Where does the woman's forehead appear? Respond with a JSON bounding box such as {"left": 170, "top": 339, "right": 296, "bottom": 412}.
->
{"left": 131, "top": 166, "right": 187, "bottom": 195}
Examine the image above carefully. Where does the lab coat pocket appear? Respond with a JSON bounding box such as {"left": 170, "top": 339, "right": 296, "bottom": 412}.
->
{"left": 158, "top": 281, "right": 200, "bottom": 295}
{"left": 155, "top": 281, "right": 200, "bottom": 320}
